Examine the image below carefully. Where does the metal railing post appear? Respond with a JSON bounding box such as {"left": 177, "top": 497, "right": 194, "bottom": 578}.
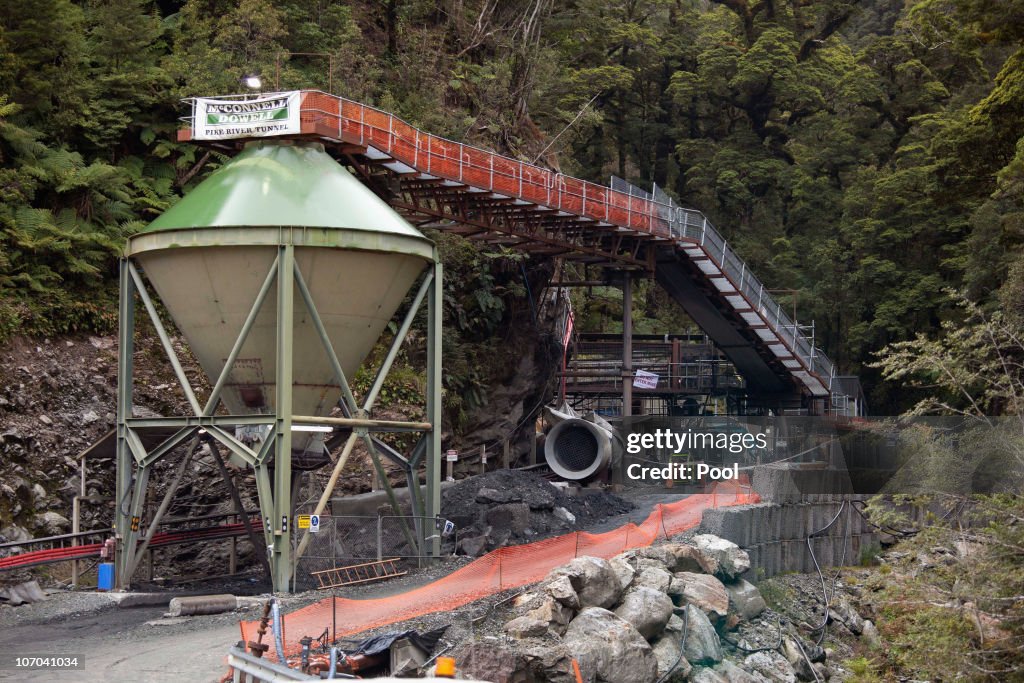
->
{"left": 376, "top": 512, "right": 383, "bottom": 562}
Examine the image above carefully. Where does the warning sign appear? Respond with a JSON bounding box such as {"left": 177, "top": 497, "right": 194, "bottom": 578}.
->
{"left": 446, "top": 449, "right": 458, "bottom": 462}
{"left": 633, "top": 369, "right": 660, "bottom": 389}
{"left": 297, "top": 515, "right": 311, "bottom": 529}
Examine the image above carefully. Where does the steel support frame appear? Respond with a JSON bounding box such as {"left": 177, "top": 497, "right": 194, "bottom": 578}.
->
{"left": 115, "top": 252, "right": 444, "bottom": 593}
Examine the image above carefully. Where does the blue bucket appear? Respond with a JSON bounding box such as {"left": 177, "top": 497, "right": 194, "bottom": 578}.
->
{"left": 97, "top": 563, "right": 115, "bottom": 591}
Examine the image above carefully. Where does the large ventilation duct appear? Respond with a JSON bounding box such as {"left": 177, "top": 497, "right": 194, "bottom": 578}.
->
{"left": 544, "top": 405, "right": 623, "bottom": 481}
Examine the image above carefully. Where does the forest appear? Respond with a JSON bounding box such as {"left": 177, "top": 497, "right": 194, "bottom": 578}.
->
{"left": 2, "top": 2, "right": 1024, "bottom": 679}
{"left": 0, "top": 0, "right": 1022, "bottom": 412}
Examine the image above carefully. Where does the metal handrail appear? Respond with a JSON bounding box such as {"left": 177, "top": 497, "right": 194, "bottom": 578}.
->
{"left": 180, "top": 90, "right": 838, "bottom": 395}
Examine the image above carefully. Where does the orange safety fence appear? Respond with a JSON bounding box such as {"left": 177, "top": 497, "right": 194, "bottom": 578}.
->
{"left": 242, "top": 481, "right": 759, "bottom": 657}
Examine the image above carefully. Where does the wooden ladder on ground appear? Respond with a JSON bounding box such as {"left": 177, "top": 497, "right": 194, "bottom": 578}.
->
{"left": 310, "top": 558, "right": 407, "bottom": 589}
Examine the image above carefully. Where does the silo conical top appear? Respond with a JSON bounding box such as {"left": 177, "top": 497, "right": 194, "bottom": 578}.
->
{"left": 127, "top": 140, "right": 435, "bottom": 430}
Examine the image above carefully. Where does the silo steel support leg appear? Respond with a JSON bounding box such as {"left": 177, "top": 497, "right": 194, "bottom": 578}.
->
{"left": 622, "top": 275, "right": 633, "bottom": 418}
{"left": 115, "top": 259, "right": 135, "bottom": 589}
{"left": 272, "top": 244, "right": 295, "bottom": 593}
{"left": 425, "top": 261, "right": 443, "bottom": 558}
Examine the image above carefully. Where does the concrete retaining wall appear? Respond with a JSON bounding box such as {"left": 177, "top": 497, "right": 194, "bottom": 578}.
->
{"left": 698, "top": 498, "right": 879, "bottom": 579}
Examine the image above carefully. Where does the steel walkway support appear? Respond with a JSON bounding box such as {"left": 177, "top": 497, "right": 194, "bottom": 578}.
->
{"left": 177, "top": 90, "right": 849, "bottom": 410}
{"left": 621, "top": 275, "right": 633, "bottom": 417}
{"left": 114, "top": 255, "right": 444, "bottom": 593}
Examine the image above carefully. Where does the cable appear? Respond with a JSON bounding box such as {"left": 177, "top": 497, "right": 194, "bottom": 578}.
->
{"left": 656, "top": 606, "right": 688, "bottom": 683}
{"left": 793, "top": 636, "right": 823, "bottom": 683}
{"left": 805, "top": 500, "right": 848, "bottom": 645}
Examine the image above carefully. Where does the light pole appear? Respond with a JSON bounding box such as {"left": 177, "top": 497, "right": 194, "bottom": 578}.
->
{"left": 275, "top": 52, "right": 334, "bottom": 93}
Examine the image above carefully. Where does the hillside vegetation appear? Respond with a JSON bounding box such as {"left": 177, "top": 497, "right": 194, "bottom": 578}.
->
{"left": 1, "top": 0, "right": 1022, "bottom": 410}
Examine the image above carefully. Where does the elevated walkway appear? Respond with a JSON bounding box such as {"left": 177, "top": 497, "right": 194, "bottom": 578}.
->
{"left": 179, "top": 90, "right": 847, "bottom": 411}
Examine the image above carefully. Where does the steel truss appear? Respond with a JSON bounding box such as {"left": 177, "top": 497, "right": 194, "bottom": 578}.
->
{"left": 115, "top": 250, "right": 443, "bottom": 592}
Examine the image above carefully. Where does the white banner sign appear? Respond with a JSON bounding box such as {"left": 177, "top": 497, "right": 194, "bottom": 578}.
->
{"left": 192, "top": 92, "right": 301, "bottom": 140}
{"left": 633, "top": 369, "right": 660, "bottom": 389}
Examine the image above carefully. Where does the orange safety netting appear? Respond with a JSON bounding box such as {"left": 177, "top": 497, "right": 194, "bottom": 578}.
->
{"left": 242, "top": 482, "right": 758, "bottom": 656}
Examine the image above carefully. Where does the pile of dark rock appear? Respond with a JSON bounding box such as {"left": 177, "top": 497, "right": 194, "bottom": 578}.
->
{"left": 440, "top": 470, "right": 632, "bottom": 556}
{"left": 452, "top": 534, "right": 840, "bottom": 682}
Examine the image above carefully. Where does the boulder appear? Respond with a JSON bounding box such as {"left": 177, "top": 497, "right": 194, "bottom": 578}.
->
{"left": 544, "top": 575, "right": 580, "bottom": 610}
{"left": 689, "top": 666, "right": 729, "bottom": 683}
{"left": 454, "top": 643, "right": 536, "bottom": 683}
{"left": 34, "top": 511, "right": 70, "bottom": 535}
{"left": 476, "top": 487, "right": 522, "bottom": 504}
{"left": 651, "top": 634, "right": 692, "bottom": 682}
{"left": 547, "top": 557, "right": 622, "bottom": 609}
{"left": 562, "top": 607, "right": 658, "bottom": 683}
{"left": 743, "top": 651, "right": 796, "bottom": 682}
{"left": 670, "top": 572, "right": 729, "bottom": 619}
{"left": 662, "top": 542, "right": 715, "bottom": 573}
{"left": 526, "top": 595, "right": 574, "bottom": 636}
{"left": 861, "top": 619, "right": 881, "bottom": 648}
{"left": 609, "top": 557, "right": 637, "bottom": 592}
{"left": 637, "top": 545, "right": 677, "bottom": 569}
{"left": 505, "top": 616, "right": 549, "bottom": 639}
{"left": 682, "top": 604, "right": 723, "bottom": 665}
{"left": 781, "top": 636, "right": 816, "bottom": 681}
{"left": 486, "top": 503, "right": 532, "bottom": 535}
{"left": 724, "top": 579, "right": 767, "bottom": 620}
{"left": 828, "top": 596, "right": 864, "bottom": 635}
{"left": 554, "top": 506, "right": 576, "bottom": 525}
{"left": 0, "top": 524, "right": 30, "bottom": 544}
{"left": 634, "top": 565, "right": 673, "bottom": 593}
{"left": 0, "top": 581, "right": 47, "bottom": 606}
{"left": 714, "top": 660, "right": 762, "bottom": 682}
{"left": 458, "top": 532, "right": 489, "bottom": 557}
{"left": 692, "top": 534, "right": 751, "bottom": 580}
{"left": 614, "top": 587, "right": 674, "bottom": 639}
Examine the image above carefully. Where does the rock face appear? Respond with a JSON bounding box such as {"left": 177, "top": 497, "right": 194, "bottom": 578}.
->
{"left": 682, "top": 604, "right": 723, "bottom": 665}
{"left": 547, "top": 556, "right": 622, "bottom": 609}
{"left": 670, "top": 572, "right": 730, "bottom": 620}
{"left": 562, "top": 607, "right": 658, "bottom": 683}
{"left": 829, "top": 595, "right": 865, "bottom": 635}
{"left": 614, "top": 587, "right": 674, "bottom": 639}
{"left": 692, "top": 534, "right": 751, "bottom": 580}
{"left": 724, "top": 578, "right": 767, "bottom": 620}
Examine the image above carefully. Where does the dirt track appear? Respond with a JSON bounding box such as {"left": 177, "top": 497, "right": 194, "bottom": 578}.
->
{"left": 0, "top": 489, "right": 693, "bottom": 682}
{"left": 0, "top": 606, "right": 238, "bottom": 682}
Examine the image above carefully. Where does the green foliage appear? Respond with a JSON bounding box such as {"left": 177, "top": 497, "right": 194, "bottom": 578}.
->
{"left": 0, "top": 0, "right": 1019, "bottom": 419}
{"left": 842, "top": 656, "right": 883, "bottom": 682}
